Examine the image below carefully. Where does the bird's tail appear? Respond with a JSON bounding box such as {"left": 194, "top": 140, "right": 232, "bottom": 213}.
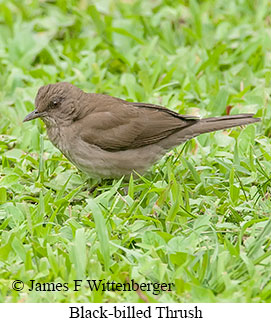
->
{"left": 160, "top": 114, "right": 260, "bottom": 149}
{"left": 196, "top": 113, "right": 260, "bottom": 134}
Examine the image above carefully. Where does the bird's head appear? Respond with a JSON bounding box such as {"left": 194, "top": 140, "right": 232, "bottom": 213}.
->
{"left": 23, "top": 82, "right": 82, "bottom": 127}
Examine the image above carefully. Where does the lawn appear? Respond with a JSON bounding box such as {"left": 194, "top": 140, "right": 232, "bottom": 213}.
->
{"left": 0, "top": 0, "right": 270, "bottom": 302}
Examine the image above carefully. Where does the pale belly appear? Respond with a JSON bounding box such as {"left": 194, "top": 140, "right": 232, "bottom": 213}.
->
{"left": 47, "top": 125, "right": 167, "bottom": 179}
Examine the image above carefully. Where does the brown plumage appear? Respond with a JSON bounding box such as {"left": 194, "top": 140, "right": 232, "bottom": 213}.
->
{"left": 23, "top": 82, "right": 260, "bottom": 178}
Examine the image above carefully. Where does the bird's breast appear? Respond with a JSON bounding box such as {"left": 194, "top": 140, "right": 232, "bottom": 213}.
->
{"left": 47, "top": 126, "right": 72, "bottom": 159}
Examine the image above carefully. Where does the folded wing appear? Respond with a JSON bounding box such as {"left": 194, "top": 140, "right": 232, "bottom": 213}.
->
{"left": 77, "top": 96, "right": 197, "bottom": 151}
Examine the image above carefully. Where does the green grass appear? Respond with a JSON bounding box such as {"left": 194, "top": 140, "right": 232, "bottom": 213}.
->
{"left": 0, "top": 0, "right": 271, "bottom": 302}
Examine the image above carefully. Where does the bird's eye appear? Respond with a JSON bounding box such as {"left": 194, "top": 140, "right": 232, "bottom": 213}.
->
{"left": 49, "top": 98, "right": 61, "bottom": 108}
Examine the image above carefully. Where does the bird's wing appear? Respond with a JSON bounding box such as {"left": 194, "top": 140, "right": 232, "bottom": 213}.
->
{"left": 76, "top": 95, "right": 198, "bottom": 151}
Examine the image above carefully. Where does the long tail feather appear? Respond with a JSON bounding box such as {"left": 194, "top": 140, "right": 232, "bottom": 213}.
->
{"left": 160, "top": 114, "right": 260, "bottom": 149}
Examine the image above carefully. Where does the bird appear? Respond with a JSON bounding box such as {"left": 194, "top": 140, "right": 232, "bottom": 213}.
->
{"left": 23, "top": 82, "right": 260, "bottom": 179}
